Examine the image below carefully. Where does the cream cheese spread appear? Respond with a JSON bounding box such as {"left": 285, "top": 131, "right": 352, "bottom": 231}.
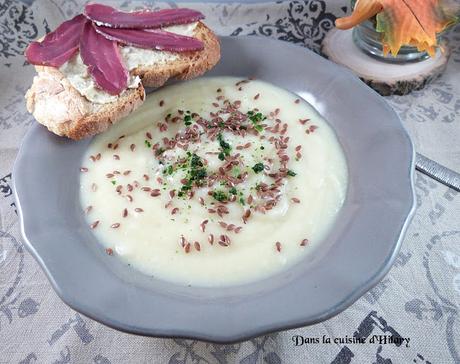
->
{"left": 59, "top": 22, "right": 198, "bottom": 104}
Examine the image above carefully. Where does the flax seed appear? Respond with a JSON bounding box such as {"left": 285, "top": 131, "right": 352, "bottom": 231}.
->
{"left": 194, "top": 241, "right": 201, "bottom": 251}
{"left": 150, "top": 189, "right": 161, "bottom": 197}
{"left": 218, "top": 239, "right": 229, "bottom": 247}
{"left": 200, "top": 219, "right": 208, "bottom": 232}
{"left": 275, "top": 242, "right": 282, "bottom": 252}
{"left": 111, "top": 223, "right": 120, "bottom": 228}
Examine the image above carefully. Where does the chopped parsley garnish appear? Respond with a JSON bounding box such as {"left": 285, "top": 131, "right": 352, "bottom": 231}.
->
{"left": 254, "top": 124, "right": 264, "bottom": 132}
{"left": 190, "top": 153, "right": 203, "bottom": 168}
{"left": 217, "top": 133, "right": 232, "bottom": 157}
{"left": 218, "top": 152, "right": 225, "bottom": 161}
{"left": 247, "top": 110, "right": 266, "bottom": 132}
{"left": 252, "top": 163, "right": 264, "bottom": 173}
{"left": 111, "top": 180, "right": 116, "bottom": 185}
{"left": 184, "top": 114, "right": 192, "bottom": 126}
{"left": 190, "top": 168, "right": 207, "bottom": 180}
{"left": 260, "top": 146, "right": 265, "bottom": 150}
{"left": 144, "top": 140, "right": 152, "bottom": 148}
{"left": 212, "top": 190, "right": 228, "bottom": 202}
{"left": 163, "top": 165, "right": 174, "bottom": 175}
{"left": 178, "top": 153, "right": 207, "bottom": 197}
{"left": 239, "top": 196, "right": 245, "bottom": 205}
{"left": 229, "top": 187, "right": 237, "bottom": 195}
{"left": 287, "top": 170, "right": 297, "bottom": 177}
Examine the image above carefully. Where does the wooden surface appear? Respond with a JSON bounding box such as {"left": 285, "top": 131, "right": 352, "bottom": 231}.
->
{"left": 322, "top": 28, "right": 450, "bottom": 96}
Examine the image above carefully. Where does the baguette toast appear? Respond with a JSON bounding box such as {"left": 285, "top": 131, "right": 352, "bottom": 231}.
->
{"left": 25, "top": 22, "right": 220, "bottom": 140}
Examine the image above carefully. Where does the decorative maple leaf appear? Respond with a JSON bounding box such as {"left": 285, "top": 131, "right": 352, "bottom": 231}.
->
{"left": 336, "top": 0, "right": 459, "bottom": 56}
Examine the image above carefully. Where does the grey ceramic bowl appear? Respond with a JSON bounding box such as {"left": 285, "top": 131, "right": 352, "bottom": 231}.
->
{"left": 14, "top": 36, "right": 415, "bottom": 343}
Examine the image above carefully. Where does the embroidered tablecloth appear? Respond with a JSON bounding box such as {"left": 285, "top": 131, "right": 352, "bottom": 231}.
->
{"left": 1, "top": 1, "right": 459, "bottom": 363}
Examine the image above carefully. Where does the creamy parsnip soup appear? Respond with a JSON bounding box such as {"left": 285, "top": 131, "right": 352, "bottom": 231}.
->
{"left": 80, "top": 77, "right": 348, "bottom": 286}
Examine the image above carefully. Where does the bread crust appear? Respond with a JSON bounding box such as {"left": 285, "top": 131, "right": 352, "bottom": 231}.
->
{"left": 133, "top": 22, "right": 221, "bottom": 87}
{"left": 25, "top": 67, "right": 145, "bottom": 140}
{"left": 25, "top": 22, "right": 220, "bottom": 140}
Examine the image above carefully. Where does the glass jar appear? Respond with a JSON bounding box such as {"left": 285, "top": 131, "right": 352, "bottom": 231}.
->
{"left": 348, "top": 0, "right": 431, "bottom": 63}
{"left": 353, "top": 20, "right": 430, "bottom": 63}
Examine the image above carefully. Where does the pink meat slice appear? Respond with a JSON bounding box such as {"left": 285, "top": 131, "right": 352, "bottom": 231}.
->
{"left": 80, "top": 20, "right": 128, "bottom": 95}
{"left": 95, "top": 26, "right": 204, "bottom": 51}
{"left": 85, "top": 3, "right": 204, "bottom": 29}
{"left": 25, "top": 14, "right": 86, "bottom": 67}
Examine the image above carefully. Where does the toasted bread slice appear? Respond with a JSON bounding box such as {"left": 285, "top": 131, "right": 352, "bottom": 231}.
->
{"left": 25, "top": 22, "right": 220, "bottom": 140}
{"left": 133, "top": 22, "right": 220, "bottom": 87}
{"left": 25, "top": 67, "right": 146, "bottom": 140}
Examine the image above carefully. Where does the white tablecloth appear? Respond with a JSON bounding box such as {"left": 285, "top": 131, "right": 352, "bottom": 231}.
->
{"left": 1, "top": 1, "right": 459, "bottom": 363}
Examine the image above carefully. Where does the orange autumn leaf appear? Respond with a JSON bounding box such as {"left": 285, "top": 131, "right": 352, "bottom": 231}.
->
{"left": 336, "top": 0, "right": 458, "bottom": 57}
